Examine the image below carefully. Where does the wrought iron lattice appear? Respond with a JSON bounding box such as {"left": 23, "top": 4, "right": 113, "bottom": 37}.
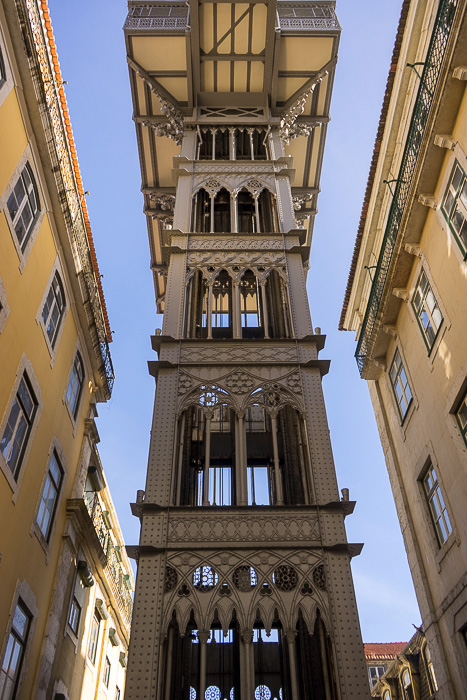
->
{"left": 273, "top": 565, "right": 298, "bottom": 591}
{"left": 164, "top": 566, "right": 178, "bottom": 592}
{"left": 255, "top": 686, "right": 272, "bottom": 700}
{"left": 232, "top": 565, "right": 258, "bottom": 591}
{"left": 193, "top": 565, "right": 218, "bottom": 591}
{"left": 312, "top": 564, "right": 326, "bottom": 590}
{"left": 106, "top": 543, "right": 133, "bottom": 624}
{"left": 355, "top": 0, "right": 458, "bottom": 375}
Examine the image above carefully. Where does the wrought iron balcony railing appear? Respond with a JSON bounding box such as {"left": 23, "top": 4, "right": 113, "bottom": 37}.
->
{"left": 277, "top": 4, "right": 340, "bottom": 31}
{"left": 355, "top": 0, "right": 458, "bottom": 375}
{"left": 106, "top": 543, "right": 133, "bottom": 625}
{"left": 84, "top": 491, "right": 111, "bottom": 555}
{"left": 125, "top": 5, "right": 189, "bottom": 31}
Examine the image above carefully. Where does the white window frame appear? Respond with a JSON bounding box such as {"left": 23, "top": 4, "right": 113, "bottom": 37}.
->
{"left": 411, "top": 267, "right": 443, "bottom": 352}
{"left": 0, "top": 356, "right": 43, "bottom": 499}
{"left": 87, "top": 611, "right": 101, "bottom": 666}
{"left": 32, "top": 438, "right": 66, "bottom": 552}
{"left": 0, "top": 582, "right": 38, "bottom": 700}
{"left": 0, "top": 24, "right": 14, "bottom": 109}
{"left": 441, "top": 159, "right": 467, "bottom": 258}
{"left": 422, "top": 460, "right": 453, "bottom": 548}
{"left": 368, "top": 665, "right": 386, "bottom": 688}
{"left": 103, "top": 656, "right": 111, "bottom": 688}
{"left": 389, "top": 348, "right": 413, "bottom": 422}
{"left": 36, "top": 260, "right": 68, "bottom": 360}
{"left": 64, "top": 350, "right": 85, "bottom": 424}
{"left": 0, "top": 147, "right": 45, "bottom": 270}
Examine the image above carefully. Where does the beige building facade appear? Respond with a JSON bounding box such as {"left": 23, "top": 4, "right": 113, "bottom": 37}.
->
{"left": 0, "top": 1, "right": 133, "bottom": 698}
{"left": 124, "top": 1, "right": 369, "bottom": 699}
{"left": 341, "top": 0, "right": 467, "bottom": 698}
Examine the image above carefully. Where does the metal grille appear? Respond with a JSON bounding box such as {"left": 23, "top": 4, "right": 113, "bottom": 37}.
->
{"left": 125, "top": 4, "right": 189, "bottom": 30}
{"left": 278, "top": 17, "right": 340, "bottom": 30}
{"left": 355, "top": 0, "right": 458, "bottom": 375}
{"left": 107, "top": 543, "right": 134, "bottom": 625}
{"left": 84, "top": 491, "right": 111, "bottom": 554}
{"left": 277, "top": 4, "right": 340, "bottom": 30}
{"left": 125, "top": 16, "right": 188, "bottom": 29}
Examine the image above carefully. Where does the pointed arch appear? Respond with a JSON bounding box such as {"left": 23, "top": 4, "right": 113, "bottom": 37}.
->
{"left": 214, "top": 187, "right": 231, "bottom": 232}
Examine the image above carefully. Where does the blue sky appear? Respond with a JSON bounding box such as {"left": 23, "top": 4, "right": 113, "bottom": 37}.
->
{"left": 48, "top": 0, "right": 421, "bottom": 642}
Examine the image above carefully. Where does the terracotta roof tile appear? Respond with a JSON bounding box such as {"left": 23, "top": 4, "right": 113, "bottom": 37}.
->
{"left": 364, "top": 642, "right": 407, "bottom": 659}
{"left": 40, "top": 0, "right": 112, "bottom": 343}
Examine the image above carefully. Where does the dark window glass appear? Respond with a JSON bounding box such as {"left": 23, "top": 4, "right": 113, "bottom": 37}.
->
{"left": 36, "top": 450, "right": 63, "bottom": 541}
{"left": 0, "top": 600, "right": 31, "bottom": 700}
{"left": 0, "top": 374, "right": 38, "bottom": 479}
{"left": 103, "top": 657, "right": 111, "bottom": 687}
{"left": 6, "top": 163, "right": 40, "bottom": 251}
{"left": 41, "top": 272, "right": 66, "bottom": 348}
{"left": 87, "top": 614, "right": 100, "bottom": 665}
{"left": 0, "top": 46, "right": 6, "bottom": 88}
{"left": 68, "top": 596, "right": 81, "bottom": 636}
{"left": 411, "top": 269, "right": 443, "bottom": 350}
{"left": 66, "top": 352, "right": 84, "bottom": 418}
{"left": 442, "top": 161, "right": 467, "bottom": 255}
{"left": 389, "top": 349, "right": 413, "bottom": 420}
{"left": 423, "top": 463, "right": 452, "bottom": 546}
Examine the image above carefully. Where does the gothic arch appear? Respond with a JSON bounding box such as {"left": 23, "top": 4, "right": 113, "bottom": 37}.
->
{"left": 178, "top": 382, "right": 238, "bottom": 414}
{"left": 243, "top": 383, "right": 303, "bottom": 414}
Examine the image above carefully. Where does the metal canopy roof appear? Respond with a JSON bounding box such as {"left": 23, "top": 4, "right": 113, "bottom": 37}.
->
{"left": 125, "top": 0, "right": 340, "bottom": 306}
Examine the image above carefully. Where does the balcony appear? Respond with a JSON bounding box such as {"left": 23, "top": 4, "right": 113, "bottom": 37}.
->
{"left": 67, "top": 493, "right": 133, "bottom": 624}
{"left": 277, "top": 3, "right": 340, "bottom": 31}
{"left": 125, "top": 4, "right": 189, "bottom": 31}
{"left": 106, "top": 543, "right": 133, "bottom": 626}
{"left": 355, "top": 0, "right": 458, "bottom": 377}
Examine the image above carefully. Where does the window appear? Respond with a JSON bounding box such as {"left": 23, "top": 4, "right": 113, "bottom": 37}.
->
{"left": 455, "top": 389, "right": 467, "bottom": 446}
{"left": 0, "top": 600, "right": 32, "bottom": 700}
{"left": 423, "top": 643, "right": 438, "bottom": 693}
{"left": 210, "top": 272, "right": 231, "bottom": 338}
{"left": 87, "top": 613, "right": 100, "bottom": 665}
{"left": 68, "top": 563, "right": 93, "bottom": 639}
{"left": 442, "top": 160, "right": 467, "bottom": 255}
{"left": 115, "top": 688, "right": 121, "bottom": 700}
{"left": 41, "top": 271, "right": 66, "bottom": 348}
{"left": 423, "top": 462, "right": 452, "bottom": 546}
{"left": 368, "top": 665, "right": 386, "bottom": 688}
{"left": 36, "top": 450, "right": 64, "bottom": 541}
{"left": 0, "top": 47, "right": 5, "bottom": 89}
{"left": 6, "top": 163, "right": 40, "bottom": 251}
{"left": 66, "top": 352, "right": 85, "bottom": 418}
{"left": 240, "top": 271, "right": 263, "bottom": 338}
{"left": 68, "top": 596, "right": 81, "bottom": 636}
{"left": 247, "top": 463, "right": 271, "bottom": 505}
{"left": 0, "top": 373, "right": 38, "bottom": 480}
{"left": 383, "top": 691, "right": 391, "bottom": 700}
{"left": 400, "top": 668, "right": 414, "bottom": 700}
{"left": 389, "top": 349, "right": 413, "bottom": 420}
{"left": 411, "top": 269, "right": 443, "bottom": 350}
{"left": 103, "top": 657, "right": 111, "bottom": 687}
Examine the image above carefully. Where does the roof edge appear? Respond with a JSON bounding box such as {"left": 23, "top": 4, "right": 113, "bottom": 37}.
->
{"left": 338, "top": 0, "right": 411, "bottom": 331}
{"left": 40, "top": 0, "right": 112, "bottom": 344}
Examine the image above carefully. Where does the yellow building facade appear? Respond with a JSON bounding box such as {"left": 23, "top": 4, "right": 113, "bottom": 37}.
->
{"left": 0, "top": 1, "right": 133, "bottom": 699}
{"left": 341, "top": 0, "right": 467, "bottom": 698}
